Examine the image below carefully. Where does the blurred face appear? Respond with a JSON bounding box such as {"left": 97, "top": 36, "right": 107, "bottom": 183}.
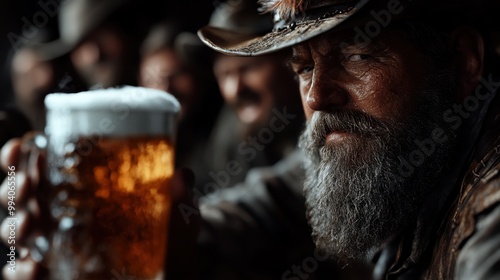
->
{"left": 139, "top": 48, "right": 199, "bottom": 121}
{"left": 11, "top": 48, "right": 54, "bottom": 130}
{"left": 293, "top": 29, "right": 458, "bottom": 260}
{"left": 71, "top": 25, "right": 130, "bottom": 88}
{"left": 213, "top": 54, "right": 293, "bottom": 128}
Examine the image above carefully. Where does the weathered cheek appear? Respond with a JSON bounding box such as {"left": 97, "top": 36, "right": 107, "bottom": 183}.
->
{"left": 385, "top": 67, "right": 424, "bottom": 117}
{"left": 347, "top": 71, "right": 384, "bottom": 104}
{"left": 349, "top": 69, "right": 411, "bottom": 121}
{"left": 357, "top": 88, "right": 394, "bottom": 119}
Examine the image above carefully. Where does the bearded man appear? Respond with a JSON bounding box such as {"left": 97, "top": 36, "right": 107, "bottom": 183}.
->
{"left": 197, "top": 0, "right": 500, "bottom": 278}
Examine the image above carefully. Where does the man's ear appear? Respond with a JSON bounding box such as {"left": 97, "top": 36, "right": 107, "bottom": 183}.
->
{"left": 451, "top": 26, "right": 484, "bottom": 102}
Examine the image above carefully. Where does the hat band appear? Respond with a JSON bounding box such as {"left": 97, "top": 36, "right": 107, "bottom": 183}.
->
{"left": 273, "top": 1, "right": 358, "bottom": 32}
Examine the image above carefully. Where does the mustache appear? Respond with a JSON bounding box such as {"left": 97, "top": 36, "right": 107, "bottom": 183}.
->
{"left": 304, "top": 109, "right": 391, "bottom": 146}
{"left": 235, "top": 89, "right": 261, "bottom": 107}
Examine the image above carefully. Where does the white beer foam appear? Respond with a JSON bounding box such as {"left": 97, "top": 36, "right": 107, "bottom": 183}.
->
{"left": 45, "top": 87, "right": 179, "bottom": 137}
{"left": 45, "top": 86, "right": 180, "bottom": 112}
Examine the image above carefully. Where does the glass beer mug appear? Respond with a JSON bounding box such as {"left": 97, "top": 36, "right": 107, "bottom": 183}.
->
{"left": 27, "top": 87, "right": 179, "bottom": 280}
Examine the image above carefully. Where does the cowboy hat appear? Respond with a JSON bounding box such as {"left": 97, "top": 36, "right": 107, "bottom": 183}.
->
{"left": 173, "top": 0, "right": 275, "bottom": 64}
{"left": 198, "top": 0, "right": 497, "bottom": 56}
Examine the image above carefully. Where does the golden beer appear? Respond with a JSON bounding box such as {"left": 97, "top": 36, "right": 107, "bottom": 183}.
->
{"left": 40, "top": 87, "right": 179, "bottom": 280}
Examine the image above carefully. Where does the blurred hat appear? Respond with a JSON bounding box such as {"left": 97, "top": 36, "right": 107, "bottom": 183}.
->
{"left": 140, "top": 20, "right": 214, "bottom": 67}
{"left": 198, "top": 0, "right": 499, "bottom": 56}
{"left": 207, "top": 0, "right": 274, "bottom": 36}
{"left": 140, "top": 20, "right": 185, "bottom": 56}
{"left": 180, "top": 0, "right": 274, "bottom": 60}
{"left": 34, "top": 0, "right": 130, "bottom": 60}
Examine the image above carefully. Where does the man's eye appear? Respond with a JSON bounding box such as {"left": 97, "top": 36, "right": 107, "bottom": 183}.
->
{"left": 346, "top": 54, "right": 372, "bottom": 62}
{"left": 295, "top": 65, "right": 314, "bottom": 75}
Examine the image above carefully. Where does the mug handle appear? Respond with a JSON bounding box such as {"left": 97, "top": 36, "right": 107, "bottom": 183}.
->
{"left": 19, "top": 132, "right": 50, "bottom": 264}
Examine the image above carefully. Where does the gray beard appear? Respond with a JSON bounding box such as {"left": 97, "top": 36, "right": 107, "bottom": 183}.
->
{"left": 299, "top": 86, "right": 456, "bottom": 262}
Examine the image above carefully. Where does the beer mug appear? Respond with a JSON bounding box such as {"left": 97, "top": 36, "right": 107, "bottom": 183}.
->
{"left": 26, "top": 87, "right": 179, "bottom": 280}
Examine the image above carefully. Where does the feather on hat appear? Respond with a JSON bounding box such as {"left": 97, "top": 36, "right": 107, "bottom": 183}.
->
{"left": 259, "top": 0, "right": 306, "bottom": 19}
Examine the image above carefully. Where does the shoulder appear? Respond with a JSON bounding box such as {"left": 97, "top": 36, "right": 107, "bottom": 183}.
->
{"left": 453, "top": 136, "right": 500, "bottom": 278}
{"left": 455, "top": 190, "right": 500, "bottom": 279}
{"left": 466, "top": 138, "right": 500, "bottom": 218}
{"left": 444, "top": 132, "right": 500, "bottom": 259}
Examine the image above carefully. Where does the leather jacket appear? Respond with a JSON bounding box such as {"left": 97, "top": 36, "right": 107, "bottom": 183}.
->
{"left": 374, "top": 77, "right": 500, "bottom": 280}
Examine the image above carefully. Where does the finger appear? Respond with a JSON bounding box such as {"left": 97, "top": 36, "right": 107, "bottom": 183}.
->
{"left": 0, "top": 139, "right": 22, "bottom": 172}
{"left": 2, "top": 257, "right": 41, "bottom": 280}
{"left": 0, "top": 172, "right": 30, "bottom": 208}
{"left": 0, "top": 210, "right": 31, "bottom": 246}
{"left": 26, "top": 148, "right": 44, "bottom": 189}
{"left": 17, "top": 133, "right": 46, "bottom": 189}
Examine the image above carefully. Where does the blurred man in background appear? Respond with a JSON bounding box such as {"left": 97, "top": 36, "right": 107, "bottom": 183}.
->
{"left": 194, "top": 0, "right": 305, "bottom": 194}
{"left": 11, "top": 47, "right": 85, "bottom": 131}
{"left": 139, "top": 20, "right": 223, "bottom": 184}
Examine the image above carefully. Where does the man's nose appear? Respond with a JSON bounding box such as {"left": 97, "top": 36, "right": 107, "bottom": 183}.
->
{"left": 305, "top": 67, "right": 349, "bottom": 112}
{"left": 222, "top": 74, "right": 245, "bottom": 102}
{"left": 76, "top": 41, "right": 102, "bottom": 65}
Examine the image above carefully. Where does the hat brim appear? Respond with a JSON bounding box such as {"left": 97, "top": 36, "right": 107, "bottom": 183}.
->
{"left": 198, "top": 0, "right": 370, "bottom": 56}
{"left": 31, "top": 39, "right": 75, "bottom": 61}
